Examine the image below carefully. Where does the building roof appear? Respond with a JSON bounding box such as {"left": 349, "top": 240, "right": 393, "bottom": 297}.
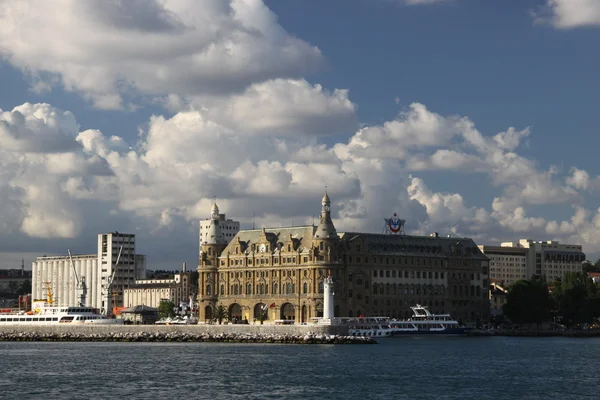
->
{"left": 120, "top": 305, "right": 158, "bottom": 314}
{"left": 342, "top": 232, "right": 487, "bottom": 259}
{"left": 221, "top": 226, "right": 316, "bottom": 256}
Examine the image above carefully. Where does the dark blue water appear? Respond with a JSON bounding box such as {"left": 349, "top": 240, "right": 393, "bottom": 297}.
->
{"left": 0, "top": 337, "right": 598, "bottom": 399}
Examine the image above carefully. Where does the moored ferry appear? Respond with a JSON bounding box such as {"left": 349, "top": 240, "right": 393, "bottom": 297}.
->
{"left": 342, "top": 316, "right": 396, "bottom": 338}
{"left": 0, "top": 299, "right": 123, "bottom": 325}
{"left": 389, "top": 304, "right": 469, "bottom": 336}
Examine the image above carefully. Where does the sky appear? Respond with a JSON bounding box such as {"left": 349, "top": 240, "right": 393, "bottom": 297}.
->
{"left": 0, "top": 0, "right": 600, "bottom": 270}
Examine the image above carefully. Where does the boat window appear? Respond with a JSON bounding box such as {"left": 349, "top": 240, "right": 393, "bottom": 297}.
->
{"left": 0, "top": 318, "right": 5, "bottom": 322}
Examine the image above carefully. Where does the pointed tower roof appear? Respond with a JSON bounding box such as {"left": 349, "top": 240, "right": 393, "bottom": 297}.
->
{"left": 315, "top": 192, "right": 337, "bottom": 239}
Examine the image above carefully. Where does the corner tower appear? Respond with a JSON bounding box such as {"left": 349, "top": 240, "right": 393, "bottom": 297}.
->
{"left": 198, "top": 202, "right": 239, "bottom": 320}
{"left": 313, "top": 192, "right": 339, "bottom": 263}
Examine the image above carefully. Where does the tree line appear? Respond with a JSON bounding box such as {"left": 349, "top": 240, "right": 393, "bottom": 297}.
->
{"left": 503, "top": 270, "right": 600, "bottom": 327}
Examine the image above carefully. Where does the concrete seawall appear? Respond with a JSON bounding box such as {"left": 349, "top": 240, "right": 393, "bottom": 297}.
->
{"left": 0, "top": 324, "right": 376, "bottom": 344}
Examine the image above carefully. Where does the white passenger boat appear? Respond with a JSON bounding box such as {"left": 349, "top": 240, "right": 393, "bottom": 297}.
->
{"left": 343, "top": 317, "right": 395, "bottom": 338}
{"left": 0, "top": 300, "right": 123, "bottom": 325}
{"left": 389, "top": 304, "right": 469, "bottom": 336}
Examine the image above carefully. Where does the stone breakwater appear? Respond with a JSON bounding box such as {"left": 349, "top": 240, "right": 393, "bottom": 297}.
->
{"left": 0, "top": 325, "right": 376, "bottom": 344}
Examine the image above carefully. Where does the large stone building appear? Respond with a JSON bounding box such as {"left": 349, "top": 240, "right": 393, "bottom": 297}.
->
{"left": 198, "top": 194, "right": 490, "bottom": 324}
{"left": 32, "top": 232, "right": 146, "bottom": 313}
{"left": 480, "top": 239, "right": 585, "bottom": 283}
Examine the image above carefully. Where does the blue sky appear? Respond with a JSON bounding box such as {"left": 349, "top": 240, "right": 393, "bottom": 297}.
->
{"left": 0, "top": 0, "right": 599, "bottom": 270}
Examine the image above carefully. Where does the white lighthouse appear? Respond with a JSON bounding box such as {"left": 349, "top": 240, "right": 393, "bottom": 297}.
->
{"left": 319, "top": 271, "right": 335, "bottom": 325}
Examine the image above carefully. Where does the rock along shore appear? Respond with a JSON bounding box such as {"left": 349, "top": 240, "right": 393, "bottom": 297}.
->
{"left": 0, "top": 325, "right": 376, "bottom": 344}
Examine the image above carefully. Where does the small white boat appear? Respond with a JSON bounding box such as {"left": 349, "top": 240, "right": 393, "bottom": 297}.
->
{"left": 341, "top": 317, "right": 395, "bottom": 338}
{"left": 389, "top": 304, "right": 469, "bottom": 336}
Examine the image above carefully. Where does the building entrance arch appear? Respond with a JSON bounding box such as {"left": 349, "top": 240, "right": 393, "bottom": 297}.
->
{"left": 280, "top": 303, "right": 295, "bottom": 321}
{"left": 204, "top": 305, "right": 213, "bottom": 322}
{"left": 229, "top": 303, "right": 242, "bottom": 323}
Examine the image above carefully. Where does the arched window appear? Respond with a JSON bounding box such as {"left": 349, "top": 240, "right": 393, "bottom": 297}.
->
{"left": 303, "top": 282, "right": 308, "bottom": 294}
{"left": 286, "top": 283, "right": 292, "bottom": 294}
{"left": 220, "top": 285, "right": 224, "bottom": 295}
{"left": 476, "top": 286, "right": 481, "bottom": 297}
{"left": 273, "top": 283, "right": 278, "bottom": 294}
{"left": 234, "top": 285, "right": 239, "bottom": 296}
{"left": 379, "top": 284, "right": 384, "bottom": 295}
{"left": 372, "top": 283, "right": 377, "bottom": 294}
{"left": 386, "top": 283, "right": 391, "bottom": 295}
{"left": 318, "top": 281, "right": 324, "bottom": 293}
{"left": 247, "top": 283, "right": 252, "bottom": 295}
{"left": 206, "top": 285, "right": 212, "bottom": 295}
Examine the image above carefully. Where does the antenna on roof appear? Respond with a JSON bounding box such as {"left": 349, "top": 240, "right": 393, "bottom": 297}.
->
{"left": 252, "top": 211, "right": 255, "bottom": 230}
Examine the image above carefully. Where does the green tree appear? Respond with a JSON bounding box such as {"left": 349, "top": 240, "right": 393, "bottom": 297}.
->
{"left": 552, "top": 272, "right": 597, "bottom": 326}
{"left": 158, "top": 300, "right": 175, "bottom": 319}
{"left": 16, "top": 280, "right": 31, "bottom": 296}
{"left": 503, "top": 279, "right": 552, "bottom": 325}
{"left": 582, "top": 260, "right": 600, "bottom": 274}
{"left": 7, "top": 281, "right": 19, "bottom": 295}
{"left": 213, "top": 304, "right": 229, "bottom": 325}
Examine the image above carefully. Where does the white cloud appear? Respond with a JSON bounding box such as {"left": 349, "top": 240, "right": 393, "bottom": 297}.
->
{"left": 534, "top": 0, "right": 600, "bottom": 29}
{"left": 186, "top": 79, "right": 358, "bottom": 136}
{"left": 3, "top": 98, "right": 600, "bottom": 265}
{"left": 0, "top": 0, "right": 323, "bottom": 109}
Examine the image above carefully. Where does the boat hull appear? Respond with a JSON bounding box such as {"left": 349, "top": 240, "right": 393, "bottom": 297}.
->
{"left": 392, "top": 327, "right": 471, "bottom": 336}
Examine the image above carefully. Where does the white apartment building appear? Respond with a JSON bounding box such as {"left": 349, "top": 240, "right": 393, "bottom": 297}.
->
{"left": 123, "top": 267, "right": 193, "bottom": 309}
{"left": 479, "top": 239, "right": 585, "bottom": 284}
{"left": 32, "top": 232, "right": 146, "bottom": 313}
{"left": 199, "top": 203, "right": 240, "bottom": 252}
{"left": 478, "top": 244, "right": 528, "bottom": 286}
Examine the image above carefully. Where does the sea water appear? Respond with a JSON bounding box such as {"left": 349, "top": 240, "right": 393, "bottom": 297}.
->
{"left": 0, "top": 336, "right": 598, "bottom": 399}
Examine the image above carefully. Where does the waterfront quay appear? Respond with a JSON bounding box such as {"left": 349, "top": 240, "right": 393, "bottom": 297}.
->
{"left": 0, "top": 324, "right": 376, "bottom": 344}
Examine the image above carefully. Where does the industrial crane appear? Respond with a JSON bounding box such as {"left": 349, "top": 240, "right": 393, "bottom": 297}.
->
{"left": 68, "top": 249, "right": 87, "bottom": 306}
{"left": 102, "top": 245, "right": 123, "bottom": 316}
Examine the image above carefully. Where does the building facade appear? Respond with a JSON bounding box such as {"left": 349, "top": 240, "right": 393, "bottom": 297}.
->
{"left": 124, "top": 268, "right": 194, "bottom": 309}
{"left": 199, "top": 203, "right": 240, "bottom": 254}
{"left": 478, "top": 244, "right": 528, "bottom": 286}
{"left": 480, "top": 239, "right": 585, "bottom": 283}
{"left": 198, "top": 194, "right": 490, "bottom": 324}
{"left": 32, "top": 232, "right": 146, "bottom": 313}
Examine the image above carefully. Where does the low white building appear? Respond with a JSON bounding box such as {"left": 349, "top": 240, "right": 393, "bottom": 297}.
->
{"left": 123, "top": 266, "right": 194, "bottom": 309}
{"left": 479, "top": 239, "right": 585, "bottom": 283}
{"left": 32, "top": 232, "right": 146, "bottom": 313}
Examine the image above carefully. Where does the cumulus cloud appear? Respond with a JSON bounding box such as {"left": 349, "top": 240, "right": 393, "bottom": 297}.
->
{"left": 0, "top": 0, "right": 323, "bottom": 109}
{"left": 3, "top": 97, "right": 600, "bottom": 266}
{"left": 533, "top": 0, "right": 600, "bottom": 29}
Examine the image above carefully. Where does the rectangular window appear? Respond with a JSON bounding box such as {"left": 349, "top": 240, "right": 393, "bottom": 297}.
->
{"left": 373, "top": 270, "right": 377, "bottom": 277}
